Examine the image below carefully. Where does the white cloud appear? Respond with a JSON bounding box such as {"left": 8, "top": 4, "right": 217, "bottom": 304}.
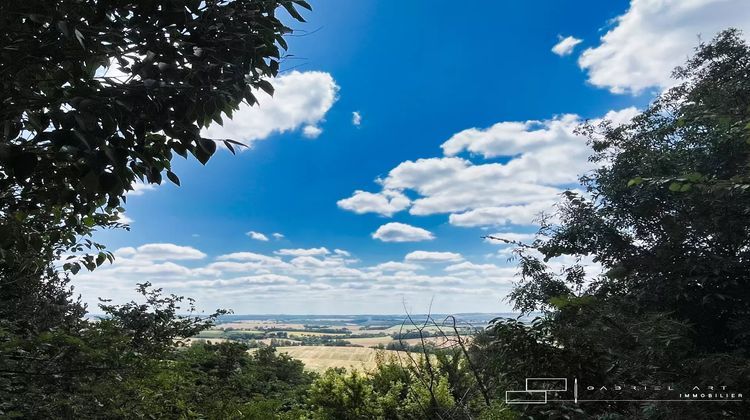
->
{"left": 444, "top": 261, "right": 516, "bottom": 279}
{"left": 128, "top": 182, "right": 156, "bottom": 196}
{"left": 202, "top": 71, "right": 339, "bottom": 144}
{"left": 404, "top": 251, "right": 463, "bottom": 263}
{"left": 340, "top": 108, "right": 638, "bottom": 228}
{"left": 334, "top": 249, "right": 351, "bottom": 257}
{"left": 302, "top": 125, "right": 323, "bottom": 139}
{"left": 116, "top": 213, "right": 134, "bottom": 224}
{"left": 246, "top": 231, "right": 269, "bottom": 241}
{"left": 352, "top": 111, "right": 362, "bottom": 126}
{"left": 552, "top": 35, "right": 583, "bottom": 56}
{"left": 372, "top": 261, "right": 424, "bottom": 272}
{"left": 72, "top": 242, "right": 519, "bottom": 313}
{"left": 578, "top": 0, "right": 750, "bottom": 94}
{"left": 372, "top": 222, "right": 435, "bottom": 243}
{"left": 272, "top": 232, "right": 285, "bottom": 240}
{"left": 449, "top": 201, "right": 556, "bottom": 227}
{"left": 120, "top": 243, "right": 206, "bottom": 260}
{"left": 216, "top": 252, "right": 285, "bottom": 264}
{"left": 275, "top": 247, "right": 330, "bottom": 256}
{"left": 337, "top": 189, "right": 410, "bottom": 217}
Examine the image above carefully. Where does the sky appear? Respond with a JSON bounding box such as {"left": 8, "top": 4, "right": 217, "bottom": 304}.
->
{"left": 74, "top": 0, "right": 750, "bottom": 315}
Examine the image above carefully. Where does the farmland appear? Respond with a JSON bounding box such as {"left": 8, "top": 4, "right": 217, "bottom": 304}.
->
{"left": 187, "top": 313, "right": 521, "bottom": 371}
{"left": 273, "top": 346, "right": 420, "bottom": 372}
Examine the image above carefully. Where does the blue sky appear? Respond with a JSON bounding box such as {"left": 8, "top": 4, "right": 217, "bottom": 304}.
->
{"left": 76, "top": 0, "right": 750, "bottom": 314}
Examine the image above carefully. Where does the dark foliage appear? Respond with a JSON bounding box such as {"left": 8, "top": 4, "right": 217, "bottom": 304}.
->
{"left": 471, "top": 29, "right": 750, "bottom": 419}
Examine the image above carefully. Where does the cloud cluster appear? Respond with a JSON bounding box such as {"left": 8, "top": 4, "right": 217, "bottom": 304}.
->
{"left": 404, "top": 251, "right": 463, "bottom": 263}
{"left": 337, "top": 189, "right": 410, "bottom": 217}
{"left": 116, "top": 243, "right": 206, "bottom": 260}
{"left": 72, "top": 243, "right": 517, "bottom": 313}
{"left": 579, "top": 0, "right": 750, "bottom": 94}
{"left": 275, "top": 247, "right": 330, "bottom": 257}
{"left": 338, "top": 109, "right": 638, "bottom": 228}
{"left": 372, "top": 222, "right": 434, "bottom": 242}
{"left": 202, "top": 71, "right": 339, "bottom": 144}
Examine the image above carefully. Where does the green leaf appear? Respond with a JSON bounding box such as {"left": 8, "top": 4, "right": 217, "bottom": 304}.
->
{"left": 56, "top": 21, "right": 70, "bottom": 37}
{"left": 686, "top": 172, "right": 703, "bottom": 182}
{"left": 166, "top": 171, "right": 180, "bottom": 186}
{"left": 74, "top": 28, "right": 85, "bottom": 48}
{"left": 258, "top": 79, "right": 274, "bottom": 96}
{"left": 669, "top": 182, "right": 682, "bottom": 192}
{"left": 281, "top": 2, "right": 306, "bottom": 22}
{"left": 198, "top": 138, "right": 216, "bottom": 155}
{"left": 627, "top": 177, "right": 643, "bottom": 187}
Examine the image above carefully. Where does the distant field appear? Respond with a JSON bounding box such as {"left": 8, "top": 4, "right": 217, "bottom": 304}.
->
{"left": 274, "top": 346, "right": 424, "bottom": 372}
{"left": 345, "top": 336, "right": 395, "bottom": 347}
{"left": 193, "top": 330, "right": 225, "bottom": 338}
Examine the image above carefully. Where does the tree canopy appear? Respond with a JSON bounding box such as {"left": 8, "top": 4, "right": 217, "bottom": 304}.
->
{"left": 0, "top": 1, "right": 311, "bottom": 416}
{"left": 0, "top": 0, "right": 309, "bottom": 318}
{"left": 471, "top": 29, "right": 750, "bottom": 419}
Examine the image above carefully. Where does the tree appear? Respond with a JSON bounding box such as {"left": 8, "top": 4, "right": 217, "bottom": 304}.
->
{"left": 472, "top": 29, "right": 750, "bottom": 419}
{"left": 306, "top": 358, "right": 460, "bottom": 420}
{"left": 0, "top": 0, "right": 310, "bottom": 327}
{"left": 0, "top": 1, "right": 311, "bottom": 416}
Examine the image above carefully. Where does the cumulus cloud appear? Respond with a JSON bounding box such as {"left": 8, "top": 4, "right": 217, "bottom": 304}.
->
{"left": 340, "top": 109, "right": 639, "bottom": 228}
{"left": 337, "top": 189, "right": 410, "bottom": 217}
{"left": 275, "top": 247, "right": 330, "bottom": 256}
{"left": 352, "top": 111, "right": 362, "bottom": 126}
{"left": 116, "top": 213, "right": 134, "bottom": 224}
{"left": 444, "top": 261, "right": 516, "bottom": 278}
{"left": 272, "top": 232, "right": 285, "bottom": 240}
{"left": 372, "top": 261, "right": 424, "bottom": 272}
{"left": 552, "top": 35, "right": 583, "bottom": 56}
{"left": 334, "top": 249, "right": 351, "bottom": 257}
{"left": 216, "top": 252, "right": 285, "bottom": 264}
{"left": 246, "top": 231, "right": 269, "bottom": 241}
{"left": 449, "top": 201, "right": 556, "bottom": 227}
{"left": 72, "top": 242, "right": 517, "bottom": 313}
{"left": 116, "top": 243, "right": 206, "bottom": 261}
{"left": 128, "top": 182, "right": 156, "bottom": 196}
{"left": 202, "top": 71, "right": 339, "bottom": 144}
{"left": 302, "top": 125, "right": 323, "bottom": 139}
{"left": 404, "top": 251, "right": 463, "bottom": 263}
{"left": 578, "top": 0, "right": 750, "bottom": 94}
{"left": 372, "top": 222, "right": 435, "bottom": 242}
